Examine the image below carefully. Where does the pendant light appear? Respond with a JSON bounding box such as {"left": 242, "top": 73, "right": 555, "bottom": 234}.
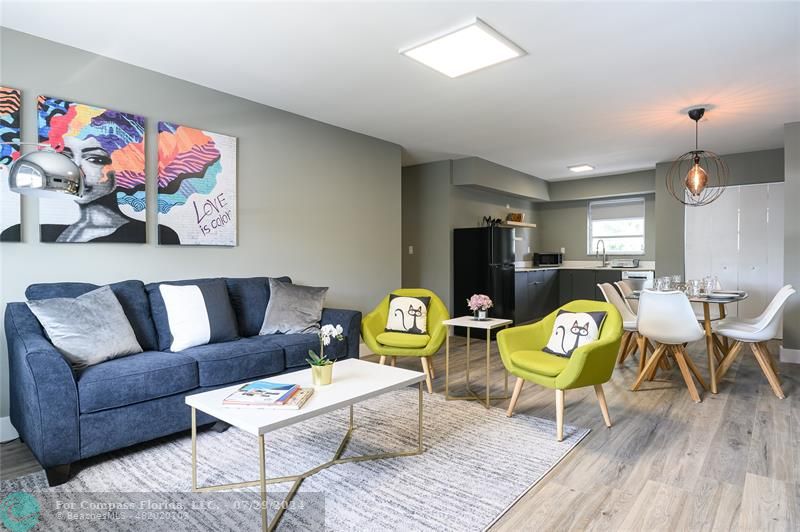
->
{"left": 666, "top": 107, "right": 728, "bottom": 206}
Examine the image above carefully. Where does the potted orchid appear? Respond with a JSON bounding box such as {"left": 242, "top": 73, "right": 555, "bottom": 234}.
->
{"left": 467, "top": 294, "right": 493, "bottom": 321}
{"left": 307, "top": 323, "right": 344, "bottom": 385}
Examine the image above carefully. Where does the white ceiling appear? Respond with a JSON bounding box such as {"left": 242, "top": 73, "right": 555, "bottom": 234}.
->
{"left": 3, "top": 1, "right": 799, "bottom": 180}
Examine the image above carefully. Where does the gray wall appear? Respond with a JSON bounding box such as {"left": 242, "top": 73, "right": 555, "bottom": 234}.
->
{"left": 784, "top": 123, "right": 800, "bottom": 350}
{"left": 655, "top": 148, "right": 786, "bottom": 277}
{"left": 547, "top": 169, "right": 656, "bottom": 202}
{"left": 536, "top": 194, "right": 656, "bottom": 261}
{"left": 401, "top": 160, "right": 538, "bottom": 313}
{"left": 452, "top": 157, "right": 550, "bottom": 201}
{"left": 401, "top": 161, "right": 451, "bottom": 306}
{"left": 0, "top": 29, "right": 402, "bottom": 418}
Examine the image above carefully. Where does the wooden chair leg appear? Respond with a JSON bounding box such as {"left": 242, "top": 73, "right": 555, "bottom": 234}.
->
{"left": 632, "top": 343, "right": 668, "bottom": 391}
{"left": 507, "top": 377, "right": 524, "bottom": 417}
{"left": 618, "top": 332, "right": 633, "bottom": 365}
{"left": 420, "top": 357, "right": 433, "bottom": 394}
{"left": 672, "top": 346, "right": 701, "bottom": 403}
{"left": 391, "top": 356, "right": 397, "bottom": 367}
{"left": 758, "top": 343, "right": 781, "bottom": 383}
{"left": 716, "top": 340, "right": 744, "bottom": 382}
{"left": 637, "top": 335, "right": 648, "bottom": 375}
{"left": 680, "top": 350, "right": 708, "bottom": 391}
{"left": 427, "top": 358, "right": 435, "bottom": 379}
{"left": 594, "top": 384, "right": 612, "bottom": 428}
{"left": 555, "top": 389, "right": 565, "bottom": 442}
{"left": 751, "top": 344, "right": 785, "bottom": 399}
{"left": 379, "top": 356, "right": 387, "bottom": 365}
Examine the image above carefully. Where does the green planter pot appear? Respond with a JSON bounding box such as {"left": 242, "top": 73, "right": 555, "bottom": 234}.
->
{"left": 311, "top": 363, "right": 334, "bottom": 386}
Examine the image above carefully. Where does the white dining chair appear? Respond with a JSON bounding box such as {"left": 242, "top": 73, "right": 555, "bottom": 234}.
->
{"left": 632, "top": 290, "right": 708, "bottom": 402}
{"left": 713, "top": 285, "right": 795, "bottom": 399}
{"left": 615, "top": 280, "right": 639, "bottom": 314}
{"left": 598, "top": 283, "right": 639, "bottom": 365}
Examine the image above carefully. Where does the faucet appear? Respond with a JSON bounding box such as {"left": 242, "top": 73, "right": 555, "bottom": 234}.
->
{"left": 595, "top": 239, "right": 607, "bottom": 267}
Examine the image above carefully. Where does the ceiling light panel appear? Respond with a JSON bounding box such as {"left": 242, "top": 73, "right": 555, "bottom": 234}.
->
{"left": 401, "top": 18, "right": 525, "bottom": 78}
{"left": 568, "top": 164, "right": 595, "bottom": 173}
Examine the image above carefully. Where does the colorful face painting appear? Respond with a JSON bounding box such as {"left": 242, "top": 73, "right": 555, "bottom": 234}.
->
{"left": 0, "top": 87, "right": 22, "bottom": 242}
{"left": 156, "top": 122, "right": 237, "bottom": 246}
{"left": 37, "top": 96, "right": 146, "bottom": 243}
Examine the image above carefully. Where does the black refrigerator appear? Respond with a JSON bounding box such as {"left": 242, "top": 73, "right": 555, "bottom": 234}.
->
{"left": 453, "top": 227, "right": 515, "bottom": 338}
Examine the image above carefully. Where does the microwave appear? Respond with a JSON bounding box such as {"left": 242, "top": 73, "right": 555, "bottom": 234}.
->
{"left": 533, "top": 252, "right": 563, "bottom": 266}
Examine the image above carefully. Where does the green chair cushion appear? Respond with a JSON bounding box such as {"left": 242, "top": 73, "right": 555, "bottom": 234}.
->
{"left": 376, "top": 332, "right": 431, "bottom": 349}
{"left": 509, "top": 350, "right": 569, "bottom": 377}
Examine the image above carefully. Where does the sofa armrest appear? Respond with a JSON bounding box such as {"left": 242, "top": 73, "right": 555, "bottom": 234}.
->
{"left": 5, "top": 303, "right": 80, "bottom": 468}
{"left": 321, "top": 308, "right": 362, "bottom": 359}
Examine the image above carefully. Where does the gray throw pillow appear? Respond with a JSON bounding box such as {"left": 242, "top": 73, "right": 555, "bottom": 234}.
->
{"left": 259, "top": 278, "right": 328, "bottom": 335}
{"left": 27, "top": 285, "right": 143, "bottom": 369}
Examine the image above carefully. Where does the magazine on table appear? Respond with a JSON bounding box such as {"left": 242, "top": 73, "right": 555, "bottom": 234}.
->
{"left": 223, "top": 388, "right": 315, "bottom": 410}
{"left": 223, "top": 381, "right": 298, "bottom": 406}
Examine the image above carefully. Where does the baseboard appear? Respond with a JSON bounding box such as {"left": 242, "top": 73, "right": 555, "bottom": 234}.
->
{"left": 779, "top": 346, "right": 800, "bottom": 364}
{"left": 0, "top": 416, "right": 19, "bottom": 443}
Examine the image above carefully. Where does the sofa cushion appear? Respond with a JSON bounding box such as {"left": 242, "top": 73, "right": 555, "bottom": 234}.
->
{"left": 27, "top": 286, "right": 143, "bottom": 369}
{"left": 225, "top": 276, "right": 291, "bottom": 337}
{"left": 510, "top": 350, "right": 569, "bottom": 377}
{"left": 26, "top": 280, "right": 158, "bottom": 351}
{"left": 263, "top": 333, "right": 348, "bottom": 369}
{"left": 376, "top": 332, "right": 430, "bottom": 349}
{"left": 146, "top": 278, "right": 220, "bottom": 351}
{"left": 181, "top": 336, "right": 285, "bottom": 386}
{"left": 158, "top": 281, "right": 240, "bottom": 351}
{"left": 77, "top": 351, "right": 198, "bottom": 414}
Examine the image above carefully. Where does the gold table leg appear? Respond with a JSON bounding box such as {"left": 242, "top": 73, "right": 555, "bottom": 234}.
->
{"left": 191, "top": 387, "right": 424, "bottom": 532}
{"left": 445, "top": 326, "right": 451, "bottom": 399}
{"left": 446, "top": 325, "right": 510, "bottom": 407}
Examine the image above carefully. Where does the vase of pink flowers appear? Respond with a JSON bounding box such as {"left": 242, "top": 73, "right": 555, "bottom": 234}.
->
{"left": 467, "top": 294, "right": 493, "bottom": 321}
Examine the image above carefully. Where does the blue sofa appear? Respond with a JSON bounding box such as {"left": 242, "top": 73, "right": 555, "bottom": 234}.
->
{"left": 5, "top": 276, "right": 362, "bottom": 486}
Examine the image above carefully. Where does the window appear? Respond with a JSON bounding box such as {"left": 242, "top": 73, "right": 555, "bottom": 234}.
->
{"left": 587, "top": 198, "right": 646, "bottom": 255}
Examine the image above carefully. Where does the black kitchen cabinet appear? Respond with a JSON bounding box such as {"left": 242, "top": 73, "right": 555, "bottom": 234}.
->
{"left": 559, "top": 269, "right": 623, "bottom": 305}
{"left": 541, "top": 270, "right": 559, "bottom": 314}
{"left": 514, "top": 272, "right": 530, "bottom": 323}
{"left": 572, "top": 270, "right": 597, "bottom": 301}
{"left": 594, "top": 270, "right": 623, "bottom": 300}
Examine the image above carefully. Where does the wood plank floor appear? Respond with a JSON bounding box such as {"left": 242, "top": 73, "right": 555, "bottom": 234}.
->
{"left": 2, "top": 337, "right": 797, "bottom": 531}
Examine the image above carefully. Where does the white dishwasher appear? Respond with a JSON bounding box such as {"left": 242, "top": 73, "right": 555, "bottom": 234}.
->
{"left": 621, "top": 270, "right": 654, "bottom": 290}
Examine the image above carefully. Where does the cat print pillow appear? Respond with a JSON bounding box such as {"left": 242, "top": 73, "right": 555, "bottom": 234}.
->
{"left": 385, "top": 295, "right": 431, "bottom": 335}
{"left": 542, "top": 310, "right": 607, "bottom": 358}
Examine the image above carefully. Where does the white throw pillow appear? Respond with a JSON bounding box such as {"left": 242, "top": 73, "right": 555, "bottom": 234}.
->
{"left": 159, "top": 281, "right": 239, "bottom": 351}
{"left": 385, "top": 295, "right": 430, "bottom": 335}
{"left": 542, "top": 310, "right": 607, "bottom": 358}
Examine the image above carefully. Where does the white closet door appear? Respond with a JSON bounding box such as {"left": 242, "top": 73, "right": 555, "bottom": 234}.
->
{"left": 738, "top": 184, "right": 769, "bottom": 318}
{"left": 709, "top": 187, "right": 741, "bottom": 316}
{"left": 767, "top": 183, "right": 785, "bottom": 338}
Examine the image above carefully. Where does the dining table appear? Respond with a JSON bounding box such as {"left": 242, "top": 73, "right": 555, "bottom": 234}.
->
{"left": 624, "top": 290, "right": 748, "bottom": 394}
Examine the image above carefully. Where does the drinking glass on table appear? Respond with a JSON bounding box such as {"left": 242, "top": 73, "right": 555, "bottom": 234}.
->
{"left": 688, "top": 279, "right": 702, "bottom": 297}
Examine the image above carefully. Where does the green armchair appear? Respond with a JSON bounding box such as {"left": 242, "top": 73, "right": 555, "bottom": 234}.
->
{"left": 497, "top": 300, "right": 623, "bottom": 441}
{"left": 362, "top": 289, "right": 449, "bottom": 393}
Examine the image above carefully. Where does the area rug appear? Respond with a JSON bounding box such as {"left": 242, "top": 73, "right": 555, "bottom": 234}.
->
{"left": 1, "top": 388, "right": 588, "bottom": 531}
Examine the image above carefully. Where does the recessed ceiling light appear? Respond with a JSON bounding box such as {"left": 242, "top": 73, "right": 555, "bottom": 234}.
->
{"left": 568, "top": 164, "right": 595, "bottom": 173}
{"left": 400, "top": 18, "right": 525, "bottom": 78}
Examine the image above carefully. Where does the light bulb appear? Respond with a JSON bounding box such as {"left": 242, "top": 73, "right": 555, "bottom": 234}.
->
{"left": 685, "top": 162, "right": 708, "bottom": 196}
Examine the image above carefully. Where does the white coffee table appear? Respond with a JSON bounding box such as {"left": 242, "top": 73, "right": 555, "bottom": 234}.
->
{"left": 185, "top": 358, "right": 425, "bottom": 531}
{"left": 443, "top": 316, "right": 513, "bottom": 409}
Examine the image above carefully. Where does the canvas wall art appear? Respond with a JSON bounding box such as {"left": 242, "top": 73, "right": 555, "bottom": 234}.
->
{"left": 0, "top": 86, "right": 22, "bottom": 242}
{"left": 37, "top": 96, "right": 146, "bottom": 243}
{"left": 157, "top": 121, "right": 237, "bottom": 246}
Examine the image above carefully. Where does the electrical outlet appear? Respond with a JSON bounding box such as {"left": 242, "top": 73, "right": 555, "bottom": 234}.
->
{"left": 408, "top": 245, "right": 414, "bottom": 255}
{"left": 560, "top": 247, "right": 566, "bottom": 254}
{"left": 527, "top": 246, "right": 531, "bottom": 254}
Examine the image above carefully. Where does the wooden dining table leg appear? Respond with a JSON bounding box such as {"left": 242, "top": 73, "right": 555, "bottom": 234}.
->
{"left": 702, "top": 302, "right": 718, "bottom": 394}
{"left": 719, "top": 304, "right": 730, "bottom": 353}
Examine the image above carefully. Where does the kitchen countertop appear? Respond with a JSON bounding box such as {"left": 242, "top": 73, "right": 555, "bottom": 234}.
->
{"left": 514, "top": 260, "right": 655, "bottom": 272}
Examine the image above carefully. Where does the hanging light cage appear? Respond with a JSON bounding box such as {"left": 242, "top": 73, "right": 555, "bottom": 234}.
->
{"left": 665, "top": 107, "right": 728, "bottom": 207}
